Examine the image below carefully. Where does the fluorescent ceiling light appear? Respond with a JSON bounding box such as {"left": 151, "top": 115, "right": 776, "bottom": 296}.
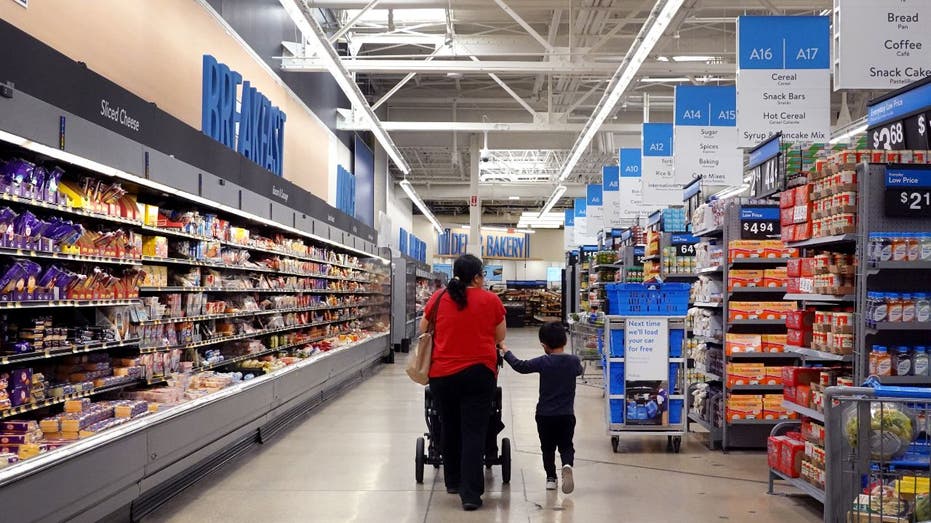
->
{"left": 641, "top": 77, "right": 691, "bottom": 83}
{"left": 656, "top": 56, "right": 670, "bottom": 62}
{"left": 829, "top": 123, "right": 868, "bottom": 145}
{"left": 344, "top": 8, "right": 445, "bottom": 24}
{"left": 508, "top": 196, "right": 521, "bottom": 200}
{"left": 484, "top": 226, "right": 536, "bottom": 234}
{"left": 278, "top": 0, "right": 410, "bottom": 174}
{"left": 538, "top": 185, "right": 568, "bottom": 218}
{"left": 399, "top": 179, "right": 443, "bottom": 233}
{"left": 671, "top": 55, "right": 721, "bottom": 62}
{"left": 552, "top": 0, "right": 684, "bottom": 189}
{"left": 711, "top": 184, "right": 750, "bottom": 200}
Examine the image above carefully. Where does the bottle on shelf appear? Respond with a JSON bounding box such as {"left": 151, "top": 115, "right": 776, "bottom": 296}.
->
{"left": 869, "top": 345, "right": 892, "bottom": 377}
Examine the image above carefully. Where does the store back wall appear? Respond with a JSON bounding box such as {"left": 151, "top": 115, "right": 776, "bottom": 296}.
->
{"left": 0, "top": 0, "right": 332, "bottom": 199}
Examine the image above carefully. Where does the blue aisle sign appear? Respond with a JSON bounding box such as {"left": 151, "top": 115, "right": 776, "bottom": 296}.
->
{"left": 641, "top": 123, "right": 678, "bottom": 206}
{"left": 675, "top": 85, "right": 737, "bottom": 127}
{"left": 674, "top": 85, "right": 741, "bottom": 186}
{"left": 617, "top": 148, "right": 645, "bottom": 224}
{"left": 736, "top": 16, "right": 830, "bottom": 146}
{"left": 603, "top": 165, "right": 621, "bottom": 227}
{"left": 748, "top": 135, "right": 782, "bottom": 169}
{"left": 574, "top": 198, "right": 587, "bottom": 218}
{"left": 587, "top": 184, "right": 603, "bottom": 206}
{"left": 202, "top": 55, "right": 287, "bottom": 176}
{"left": 620, "top": 148, "right": 641, "bottom": 177}
{"left": 564, "top": 208, "right": 575, "bottom": 227}
{"left": 642, "top": 123, "right": 674, "bottom": 157}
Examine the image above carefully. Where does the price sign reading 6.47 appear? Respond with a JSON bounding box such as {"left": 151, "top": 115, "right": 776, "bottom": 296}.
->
{"left": 885, "top": 167, "right": 931, "bottom": 218}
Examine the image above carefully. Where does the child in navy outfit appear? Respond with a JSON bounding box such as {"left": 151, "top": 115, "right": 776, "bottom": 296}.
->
{"left": 499, "top": 322, "right": 583, "bottom": 493}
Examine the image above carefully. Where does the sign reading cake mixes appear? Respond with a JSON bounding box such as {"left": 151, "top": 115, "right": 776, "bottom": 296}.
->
{"left": 736, "top": 16, "right": 831, "bottom": 147}
{"left": 834, "top": 0, "right": 931, "bottom": 90}
{"left": 641, "top": 123, "right": 679, "bottom": 206}
{"left": 674, "top": 85, "right": 742, "bottom": 187}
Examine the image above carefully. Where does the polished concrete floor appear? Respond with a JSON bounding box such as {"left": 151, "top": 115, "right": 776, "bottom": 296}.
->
{"left": 144, "top": 328, "right": 823, "bottom": 523}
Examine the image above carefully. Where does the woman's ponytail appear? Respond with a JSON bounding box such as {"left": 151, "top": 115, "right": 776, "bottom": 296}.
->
{"left": 447, "top": 254, "right": 484, "bottom": 309}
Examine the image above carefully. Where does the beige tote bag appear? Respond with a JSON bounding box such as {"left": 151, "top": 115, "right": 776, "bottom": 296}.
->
{"left": 406, "top": 290, "right": 446, "bottom": 385}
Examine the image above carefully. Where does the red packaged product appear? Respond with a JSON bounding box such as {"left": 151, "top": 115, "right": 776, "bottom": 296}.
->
{"left": 799, "top": 258, "right": 815, "bottom": 277}
{"left": 768, "top": 436, "right": 787, "bottom": 469}
{"left": 787, "top": 259, "right": 803, "bottom": 278}
{"left": 780, "top": 190, "right": 796, "bottom": 209}
{"left": 781, "top": 208, "right": 795, "bottom": 226}
{"left": 783, "top": 386, "right": 797, "bottom": 404}
{"left": 787, "top": 328, "right": 813, "bottom": 347}
{"left": 780, "top": 439, "right": 805, "bottom": 477}
{"left": 796, "top": 385, "right": 812, "bottom": 408}
{"left": 787, "top": 277, "right": 801, "bottom": 294}
{"left": 782, "top": 367, "right": 822, "bottom": 387}
{"left": 786, "top": 310, "right": 814, "bottom": 330}
{"left": 795, "top": 185, "right": 811, "bottom": 205}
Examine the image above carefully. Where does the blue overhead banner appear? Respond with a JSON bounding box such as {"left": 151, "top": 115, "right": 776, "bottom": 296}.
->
{"left": 586, "top": 183, "right": 604, "bottom": 238}
{"left": 674, "top": 85, "right": 742, "bottom": 187}
{"left": 736, "top": 16, "right": 831, "bottom": 146}
{"left": 564, "top": 208, "right": 575, "bottom": 250}
{"left": 868, "top": 80, "right": 931, "bottom": 128}
{"left": 641, "top": 123, "right": 678, "bottom": 206}
{"left": 620, "top": 148, "right": 642, "bottom": 177}
{"left": 617, "top": 148, "right": 646, "bottom": 225}
{"left": 573, "top": 197, "right": 592, "bottom": 247}
{"left": 603, "top": 165, "right": 621, "bottom": 228}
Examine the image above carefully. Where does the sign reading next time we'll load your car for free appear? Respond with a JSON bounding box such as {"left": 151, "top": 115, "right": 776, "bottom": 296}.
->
{"left": 736, "top": 16, "right": 830, "bottom": 147}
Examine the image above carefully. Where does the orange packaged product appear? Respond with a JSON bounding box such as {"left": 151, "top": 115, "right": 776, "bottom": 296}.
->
{"left": 762, "top": 367, "right": 784, "bottom": 385}
{"left": 726, "top": 363, "right": 765, "bottom": 386}
{"left": 761, "top": 335, "right": 788, "bottom": 353}
{"left": 726, "top": 334, "right": 762, "bottom": 354}
{"left": 729, "top": 270, "right": 764, "bottom": 289}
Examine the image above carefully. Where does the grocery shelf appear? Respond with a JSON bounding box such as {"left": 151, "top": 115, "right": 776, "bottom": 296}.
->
{"left": 729, "top": 287, "right": 787, "bottom": 295}
{"left": 786, "top": 234, "right": 857, "bottom": 249}
{"left": 868, "top": 261, "right": 931, "bottom": 272}
{"left": 0, "top": 338, "right": 141, "bottom": 366}
{"left": 781, "top": 400, "right": 824, "bottom": 422}
{"left": 728, "top": 258, "right": 790, "bottom": 267}
{"left": 591, "top": 263, "right": 621, "bottom": 270}
{"left": 867, "top": 321, "right": 931, "bottom": 333}
{"left": 192, "top": 336, "right": 328, "bottom": 373}
{"left": 133, "top": 302, "right": 385, "bottom": 326}
{"left": 728, "top": 319, "right": 787, "bottom": 327}
{"left": 698, "top": 266, "right": 723, "bottom": 275}
{"left": 784, "top": 345, "right": 853, "bottom": 362}
{"left": 0, "top": 247, "right": 142, "bottom": 266}
{"left": 0, "top": 192, "right": 143, "bottom": 227}
{"left": 693, "top": 226, "right": 723, "bottom": 237}
{"left": 729, "top": 384, "right": 784, "bottom": 392}
{"left": 769, "top": 467, "right": 826, "bottom": 504}
{"left": 0, "top": 380, "right": 143, "bottom": 420}
{"left": 694, "top": 335, "right": 723, "bottom": 345}
{"left": 0, "top": 299, "right": 140, "bottom": 309}
{"left": 727, "top": 419, "right": 783, "bottom": 425}
{"left": 688, "top": 412, "right": 721, "bottom": 434}
{"left": 642, "top": 254, "right": 661, "bottom": 262}
{"left": 693, "top": 302, "right": 723, "bottom": 309}
{"left": 728, "top": 352, "right": 797, "bottom": 360}
{"left": 783, "top": 293, "right": 856, "bottom": 303}
{"left": 663, "top": 272, "right": 699, "bottom": 279}
{"left": 876, "top": 376, "right": 931, "bottom": 386}
{"left": 693, "top": 365, "right": 722, "bottom": 382}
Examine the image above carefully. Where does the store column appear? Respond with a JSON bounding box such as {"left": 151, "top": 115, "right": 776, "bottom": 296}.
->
{"left": 469, "top": 133, "right": 482, "bottom": 256}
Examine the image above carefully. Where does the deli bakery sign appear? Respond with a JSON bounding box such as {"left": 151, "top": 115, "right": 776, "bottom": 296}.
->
{"left": 201, "top": 55, "right": 287, "bottom": 176}
{"left": 437, "top": 227, "right": 532, "bottom": 259}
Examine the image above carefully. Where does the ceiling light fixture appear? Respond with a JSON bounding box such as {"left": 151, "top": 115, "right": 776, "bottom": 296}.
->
{"left": 671, "top": 55, "right": 721, "bottom": 62}
{"left": 399, "top": 179, "right": 444, "bottom": 233}
{"left": 829, "top": 122, "right": 868, "bottom": 145}
{"left": 711, "top": 184, "right": 750, "bottom": 200}
{"left": 640, "top": 77, "right": 691, "bottom": 83}
{"left": 539, "top": 0, "right": 684, "bottom": 214}
{"left": 508, "top": 196, "right": 521, "bottom": 200}
{"left": 278, "top": 0, "right": 411, "bottom": 174}
{"left": 537, "top": 184, "right": 568, "bottom": 218}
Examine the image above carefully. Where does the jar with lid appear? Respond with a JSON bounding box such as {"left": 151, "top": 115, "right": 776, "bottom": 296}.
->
{"left": 870, "top": 345, "right": 892, "bottom": 377}
{"left": 894, "top": 346, "right": 913, "bottom": 376}
{"left": 907, "top": 233, "right": 921, "bottom": 261}
{"left": 893, "top": 234, "right": 908, "bottom": 261}
{"left": 879, "top": 234, "right": 894, "bottom": 262}
{"left": 888, "top": 293, "right": 904, "bottom": 323}
{"left": 913, "top": 347, "right": 930, "bottom": 377}
{"left": 902, "top": 293, "right": 917, "bottom": 323}
{"left": 869, "top": 292, "right": 889, "bottom": 326}
{"left": 917, "top": 293, "right": 931, "bottom": 323}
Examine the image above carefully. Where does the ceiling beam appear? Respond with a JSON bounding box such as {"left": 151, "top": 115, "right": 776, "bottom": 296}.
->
{"left": 491, "top": 0, "right": 553, "bottom": 51}
{"left": 329, "top": 0, "right": 383, "bottom": 43}
{"left": 307, "top": 0, "right": 826, "bottom": 9}
{"left": 338, "top": 120, "right": 642, "bottom": 132}
{"left": 415, "top": 183, "right": 586, "bottom": 200}
{"left": 282, "top": 58, "right": 736, "bottom": 74}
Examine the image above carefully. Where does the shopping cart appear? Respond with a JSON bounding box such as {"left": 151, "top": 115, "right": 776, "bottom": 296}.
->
{"left": 569, "top": 320, "right": 603, "bottom": 384}
{"left": 822, "top": 380, "right": 931, "bottom": 523}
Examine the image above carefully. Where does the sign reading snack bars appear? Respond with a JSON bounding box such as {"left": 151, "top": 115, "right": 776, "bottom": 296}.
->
{"left": 834, "top": 0, "right": 931, "bottom": 90}
{"left": 602, "top": 165, "right": 621, "bottom": 229}
{"left": 736, "top": 16, "right": 830, "bottom": 147}
{"left": 641, "top": 123, "right": 679, "bottom": 206}
{"left": 674, "top": 85, "right": 742, "bottom": 187}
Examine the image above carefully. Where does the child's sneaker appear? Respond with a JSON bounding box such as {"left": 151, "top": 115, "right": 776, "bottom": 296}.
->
{"left": 546, "top": 477, "right": 558, "bottom": 490}
{"left": 561, "top": 465, "right": 574, "bottom": 494}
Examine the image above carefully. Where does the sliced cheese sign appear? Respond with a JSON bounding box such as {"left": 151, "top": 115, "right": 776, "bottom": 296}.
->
{"left": 641, "top": 123, "right": 679, "bottom": 206}
{"left": 736, "top": 16, "right": 831, "bottom": 147}
{"left": 674, "top": 85, "right": 742, "bottom": 187}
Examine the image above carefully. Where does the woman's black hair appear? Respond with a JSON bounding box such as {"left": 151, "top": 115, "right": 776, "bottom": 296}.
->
{"left": 447, "top": 254, "right": 484, "bottom": 309}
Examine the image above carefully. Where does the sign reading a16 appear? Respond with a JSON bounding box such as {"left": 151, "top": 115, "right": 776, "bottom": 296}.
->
{"left": 748, "top": 47, "right": 773, "bottom": 60}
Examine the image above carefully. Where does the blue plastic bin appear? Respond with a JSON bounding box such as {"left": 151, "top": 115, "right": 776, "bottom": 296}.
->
{"left": 668, "top": 399, "right": 684, "bottom": 424}
{"left": 610, "top": 328, "right": 684, "bottom": 358}
{"left": 609, "top": 399, "right": 624, "bottom": 423}
{"left": 609, "top": 362, "right": 625, "bottom": 394}
{"left": 668, "top": 363, "right": 679, "bottom": 390}
{"left": 607, "top": 283, "right": 691, "bottom": 316}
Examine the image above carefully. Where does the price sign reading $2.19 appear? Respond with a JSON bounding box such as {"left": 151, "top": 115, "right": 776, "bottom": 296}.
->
{"left": 885, "top": 168, "right": 931, "bottom": 218}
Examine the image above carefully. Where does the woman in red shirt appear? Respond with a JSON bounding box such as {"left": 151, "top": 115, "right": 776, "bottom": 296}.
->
{"left": 422, "top": 254, "right": 506, "bottom": 511}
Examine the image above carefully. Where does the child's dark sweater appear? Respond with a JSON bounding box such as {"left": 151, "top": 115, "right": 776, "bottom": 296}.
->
{"left": 503, "top": 351, "right": 583, "bottom": 416}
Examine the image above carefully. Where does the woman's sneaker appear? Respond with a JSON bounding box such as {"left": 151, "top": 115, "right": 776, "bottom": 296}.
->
{"left": 546, "top": 477, "right": 558, "bottom": 490}
{"left": 561, "top": 465, "right": 574, "bottom": 494}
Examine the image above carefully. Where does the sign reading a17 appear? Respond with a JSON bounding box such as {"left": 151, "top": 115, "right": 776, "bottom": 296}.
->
{"left": 796, "top": 47, "right": 819, "bottom": 61}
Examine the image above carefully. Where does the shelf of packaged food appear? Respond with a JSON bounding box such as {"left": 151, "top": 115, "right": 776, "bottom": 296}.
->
{"left": 0, "top": 192, "right": 144, "bottom": 228}
{"left": 693, "top": 227, "right": 724, "bottom": 238}
{"left": 141, "top": 256, "right": 377, "bottom": 283}
{"left": 784, "top": 345, "right": 853, "bottom": 362}
{"left": 729, "top": 287, "right": 788, "bottom": 295}
{"left": 0, "top": 299, "right": 140, "bottom": 310}
{"left": 727, "top": 419, "right": 783, "bottom": 426}
{"left": 727, "top": 352, "right": 797, "bottom": 360}
{"left": 139, "top": 314, "right": 373, "bottom": 353}
{"left": 781, "top": 400, "right": 824, "bottom": 422}
{"left": 590, "top": 263, "right": 621, "bottom": 270}
{"left": 688, "top": 412, "right": 720, "bottom": 433}
{"left": 694, "top": 335, "right": 724, "bottom": 345}
{"left": 769, "top": 467, "right": 826, "bottom": 503}
{"left": 868, "top": 261, "right": 931, "bottom": 272}
{"left": 642, "top": 254, "right": 661, "bottom": 262}
{"left": 133, "top": 302, "right": 385, "bottom": 326}
{"left": 663, "top": 272, "right": 699, "bottom": 279}
{"left": 728, "top": 259, "right": 790, "bottom": 267}
{"left": 0, "top": 379, "right": 144, "bottom": 420}
{"left": 0, "top": 338, "right": 141, "bottom": 365}
{"left": 867, "top": 322, "right": 931, "bottom": 333}
{"left": 698, "top": 266, "right": 723, "bottom": 275}
{"left": 876, "top": 376, "right": 931, "bottom": 386}
{"left": 786, "top": 234, "right": 857, "bottom": 249}
{"left": 192, "top": 336, "right": 329, "bottom": 374}
{"left": 0, "top": 247, "right": 142, "bottom": 266}
{"left": 693, "top": 302, "right": 724, "bottom": 309}
{"left": 729, "top": 384, "right": 784, "bottom": 392}
{"left": 783, "top": 293, "right": 856, "bottom": 303}
{"left": 693, "top": 365, "right": 722, "bottom": 382}
{"left": 728, "top": 319, "right": 787, "bottom": 328}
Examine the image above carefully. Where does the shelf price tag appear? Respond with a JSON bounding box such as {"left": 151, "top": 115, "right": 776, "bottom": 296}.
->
{"left": 739, "top": 206, "right": 781, "bottom": 240}
{"left": 905, "top": 112, "right": 931, "bottom": 151}
{"left": 885, "top": 167, "right": 931, "bottom": 218}
{"left": 871, "top": 120, "right": 908, "bottom": 151}
{"left": 633, "top": 245, "right": 647, "bottom": 266}
{"left": 670, "top": 233, "right": 698, "bottom": 256}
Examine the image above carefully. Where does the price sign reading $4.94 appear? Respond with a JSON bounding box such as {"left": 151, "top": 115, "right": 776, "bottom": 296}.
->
{"left": 739, "top": 206, "right": 781, "bottom": 240}
{"left": 885, "top": 168, "right": 931, "bottom": 218}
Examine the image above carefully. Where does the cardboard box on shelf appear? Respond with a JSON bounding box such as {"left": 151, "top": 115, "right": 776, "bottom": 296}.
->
{"left": 729, "top": 270, "right": 764, "bottom": 289}
{"left": 726, "top": 334, "right": 762, "bottom": 355}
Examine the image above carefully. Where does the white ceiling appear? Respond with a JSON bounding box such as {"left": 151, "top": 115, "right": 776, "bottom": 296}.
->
{"left": 288, "top": 0, "right": 872, "bottom": 220}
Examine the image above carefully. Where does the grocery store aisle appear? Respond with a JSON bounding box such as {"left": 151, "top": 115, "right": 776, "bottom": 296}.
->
{"left": 144, "top": 328, "right": 822, "bottom": 523}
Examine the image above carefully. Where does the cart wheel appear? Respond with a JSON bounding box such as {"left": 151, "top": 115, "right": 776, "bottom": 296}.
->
{"left": 415, "top": 437, "right": 425, "bottom": 484}
{"left": 673, "top": 436, "right": 682, "bottom": 454}
{"left": 500, "top": 438, "right": 511, "bottom": 484}
{"left": 666, "top": 436, "right": 674, "bottom": 452}
{"left": 611, "top": 436, "right": 619, "bottom": 453}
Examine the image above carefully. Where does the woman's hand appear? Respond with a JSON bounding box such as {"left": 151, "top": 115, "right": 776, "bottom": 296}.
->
{"left": 497, "top": 343, "right": 508, "bottom": 357}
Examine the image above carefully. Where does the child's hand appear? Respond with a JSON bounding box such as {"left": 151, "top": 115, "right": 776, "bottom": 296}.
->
{"left": 497, "top": 343, "right": 508, "bottom": 356}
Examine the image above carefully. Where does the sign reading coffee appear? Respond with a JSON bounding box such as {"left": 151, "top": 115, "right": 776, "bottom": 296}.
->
{"left": 201, "top": 55, "right": 287, "bottom": 176}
